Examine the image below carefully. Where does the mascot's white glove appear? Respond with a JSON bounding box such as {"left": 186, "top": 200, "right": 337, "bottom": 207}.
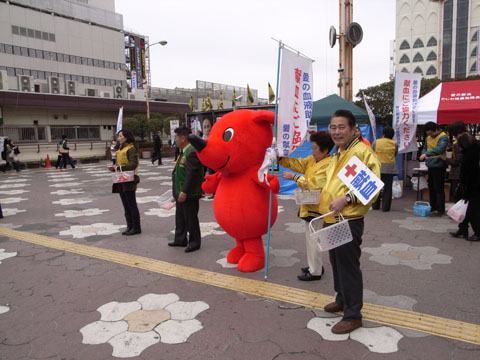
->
{"left": 257, "top": 148, "right": 278, "bottom": 185}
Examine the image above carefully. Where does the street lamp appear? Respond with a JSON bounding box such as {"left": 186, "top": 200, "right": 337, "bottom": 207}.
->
{"left": 144, "top": 40, "right": 167, "bottom": 140}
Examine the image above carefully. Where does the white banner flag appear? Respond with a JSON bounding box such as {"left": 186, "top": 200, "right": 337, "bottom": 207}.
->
{"left": 362, "top": 93, "right": 376, "bottom": 141}
{"left": 394, "top": 72, "right": 421, "bottom": 153}
{"left": 277, "top": 48, "right": 314, "bottom": 156}
{"left": 116, "top": 106, "right": 123, "bottom": 133}
{"left": 170, "top": 120, "right": 179, "bottom": 144}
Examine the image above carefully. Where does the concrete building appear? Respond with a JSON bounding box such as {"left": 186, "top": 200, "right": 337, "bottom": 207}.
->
{"left": 395, "top": 0, "right": 480, "bottom": 79}
{"left": 0, "top": 0, "right": 187, "bottom": 161}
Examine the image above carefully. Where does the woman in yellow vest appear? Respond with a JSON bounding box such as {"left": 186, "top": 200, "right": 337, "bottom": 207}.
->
{"left": 109, "top": 129, "right": 141, "bottom": 235}
{"left": 372, "top": 126, "right": 398, "bottom": 212}
{"left": 279, "top": 131, "right": 334, "bottom": 281}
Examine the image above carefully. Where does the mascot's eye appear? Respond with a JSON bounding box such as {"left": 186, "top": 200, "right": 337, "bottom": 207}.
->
{"left": 223, "top": 128, "right": 234, "bottom": 142}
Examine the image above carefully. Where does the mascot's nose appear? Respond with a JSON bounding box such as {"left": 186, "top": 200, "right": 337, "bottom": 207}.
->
{"left": 188, "top": 134, "right": 207, "bottom": 152}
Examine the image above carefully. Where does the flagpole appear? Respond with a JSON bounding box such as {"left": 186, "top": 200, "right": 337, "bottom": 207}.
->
{"left": 271, "top": 38, "right": 315, "bottom": 62}
{"left": 265, "top": 40, "right": 283, "bottom": 280}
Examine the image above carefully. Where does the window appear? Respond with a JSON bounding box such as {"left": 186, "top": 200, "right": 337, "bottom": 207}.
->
{"left": 427, "top": 36, "right": 437, "bottom": 47}
{"left": 87, "top": 58, "right": 93, "bottom": 66}
{"left": 23, "top": 69, "right": 31, "bottom": 76}
{"left": 426, "top": 66, "right": 437, "bottom": 75}
{"left": 20, "top": 27, "right": 27, "bottom": 36}
{"left": 21, "top": 47, "right": 28, "bottom": 56}
{"left": 5, "top": 45, "right": 13, "bottom": 54}
{"left": 427, "top": 51, "right": 437, "bottom": 61}
{"left": 413, "top": 39, "right": 424, "bottom": 48}
{"left": 400, "top": 40, "right": 410, "bottom": 50}
{"left": 42, "top": 32, "right": 49, "bottom": 40}
{"left": 7, "top": 67, "right": 15, "bottom": 76}
{"left": 37, "top": 71, "right": 45, "bottom": 79}
{"left": 28, "top": 48, "right": 36, "bottom": 57}
{"left": 470, "top": 62, "right": 477, "bottom": 72}
{"left": 93, "top": 59, "right": 99, "bottom": 67}
{"left": 49, "top": 33, "right": 55, "bottom": 42}
{"left": 70, "top": 55, "right": 76, "bottom": 64}
{"left": 75, "top": 56, "right": 81, "bottom": 64}
{"left": 35, "top": 49, "right": 43, "bottom": 58}
{"left": 413, "top": 53, "right": 424, "bottom": 62}
{"left": 82, "top": 57, "right": 88, "bottom": 65}
{"left": 414, "top": 66, "right": 423, "bottom": 75}
{"left": 401, "top": 67, "right": 409, "bottom": 73}
{"left": 31, "top": 70, "right": 38, "bottom": 78}
{"left": 400, "top": 54, "right": 410, "bottom": 63}
{"left": 27, "top": 28, "right": 34, "bottom": 38}
{"left": 13, "top": 46, "right": 21, "bottom": 55}
{"left": 0, "top": 44, "right": 4, "bottom": 53}
{"left": 472, "top": 32, "right": 478, "bottom": 42}
{"left": 471, "top": 47, "right": 477, "bottom": 57}
{"left": 35, "top": 30, "right": 42, "bottom": 39}
{"left": 56, "top": 53, "right": 63, "bottom": 62}
{"left": 100, "top": 78, "right": 106, "bottom": 86}
{"left": 15, "top": 68, "right": 23, "bottom": 76}
{"left": 11, "top": 25, "right": 19, "bottom": 35}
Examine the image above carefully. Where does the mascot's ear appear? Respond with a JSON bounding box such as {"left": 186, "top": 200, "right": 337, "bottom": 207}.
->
{"left": 252, "top": 110, "right": 275, "bottom": 125}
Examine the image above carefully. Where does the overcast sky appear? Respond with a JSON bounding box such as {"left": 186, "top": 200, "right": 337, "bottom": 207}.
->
{"left": 115, "top": 0, "right": 395, "bottom": 101}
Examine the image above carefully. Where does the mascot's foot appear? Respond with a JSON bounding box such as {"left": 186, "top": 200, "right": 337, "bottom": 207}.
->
{"left": 226, "top": 241, "right": 245, "bottom": 264}
{"left": 238, "top": 253, "right": 265, "bottom": 272}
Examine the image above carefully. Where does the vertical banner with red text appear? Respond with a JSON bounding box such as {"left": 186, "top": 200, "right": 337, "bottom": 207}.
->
{"left": 393, "top": 72, "right": 421, "bottom": 153}
{"left": 277, "top": 48, "right": 314, "bottom": 156}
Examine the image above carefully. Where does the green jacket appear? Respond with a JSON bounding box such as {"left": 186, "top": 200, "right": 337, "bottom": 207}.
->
{"left": 172, "top": 144, "right": 204, "bottom": 199}
{"left": 421, "top": 132, "right": 448, "bottom": 168}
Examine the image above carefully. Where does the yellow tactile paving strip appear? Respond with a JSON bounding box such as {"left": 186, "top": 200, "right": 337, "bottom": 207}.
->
{"left": 1, "top": 227, "right": 479, "bottom": 345}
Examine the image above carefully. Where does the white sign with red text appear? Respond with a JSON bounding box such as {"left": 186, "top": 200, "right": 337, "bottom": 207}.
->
{"left": 337, "top": 156, "right": 384, "bottom": 206}
{"left": 277, "top": 48, "right": 314, "bottom": 156}
{"left": 394, "top": 72, "right": 421, "bottom": 153}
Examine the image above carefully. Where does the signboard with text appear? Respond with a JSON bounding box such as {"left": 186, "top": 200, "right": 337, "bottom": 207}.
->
{"left": 337, "top": 155, "right": 384, "bottom": 205}
{"left": 277, "top": 48, "right": 314, "bottom": 156}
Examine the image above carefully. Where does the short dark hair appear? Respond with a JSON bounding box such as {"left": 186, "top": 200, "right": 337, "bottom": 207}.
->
{"left": 310, "top": 131, "right": 334, "bottom": 153}
{"left": 331, "top": 109, "right": 356, "bottom": 128}
{"left": 457, "top": 132, "right": 475, "bottom": 150}
{"left": 61, "top": 135, "right": 67, "bottom": 140}
{"left": 382, "top": 126, "right": 395, "bottom": 139}
{"left": 118, "top": 129, "right": 136, "bottom": 144}
{"left": 174, "top": 126, "right": 191, "bottom": 137}
{"left": 424, "top": 121, "right": 438, "bottom": 132}
{"left": 448, "top": 120, "right": 467, "bottom": 137}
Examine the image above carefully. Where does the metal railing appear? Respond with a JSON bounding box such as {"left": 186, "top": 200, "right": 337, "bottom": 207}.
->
{"left": 15, "top": 141, "right": 110, "bottom": 154}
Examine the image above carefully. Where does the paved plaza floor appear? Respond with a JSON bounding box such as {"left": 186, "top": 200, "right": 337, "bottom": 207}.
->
{"left": 0, "top": 159, "right": 479, "bottom": 359}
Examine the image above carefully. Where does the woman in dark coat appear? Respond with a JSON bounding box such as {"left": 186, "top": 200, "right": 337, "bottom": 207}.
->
{"left": 450, "top": 133, "right": 480, "bottom": 241}
{"left": 109, "top": 129, "right": 141, "bottom": 235}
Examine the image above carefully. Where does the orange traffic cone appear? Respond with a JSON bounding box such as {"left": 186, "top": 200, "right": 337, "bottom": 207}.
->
{"left": 46, "top": 154, "right": 52, "bottom": 168}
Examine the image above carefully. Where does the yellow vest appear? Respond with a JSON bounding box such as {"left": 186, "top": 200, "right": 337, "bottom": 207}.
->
{"left": 452, "top": 139, "right": 457, "bottom": 159}
{"left": 319, "top": 138, "right": 381, "bottom": 224}
{"left": 116, "top": 143, "right": 138, "bottom": 172}
{"left": 279, "top": 155, "right": 332, "bottom": 218}
{"left": 375, "top": 138, "right": 396, "bottom": 164}
{"left": 427, "top": 131, "right": 447, "bottom": 159}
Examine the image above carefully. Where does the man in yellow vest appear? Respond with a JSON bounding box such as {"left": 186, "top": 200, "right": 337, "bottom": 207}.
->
{"left": 170, "top": 127, "right": 204, "bottom": 252}
{"left": 319, "top": 110, "right": 381, "bottom": 334}
{"left": 372, "top": 126, "right": 398, "bottom": 212}
{"left": 419, "top": 121, "right": 448, "bottom": 216}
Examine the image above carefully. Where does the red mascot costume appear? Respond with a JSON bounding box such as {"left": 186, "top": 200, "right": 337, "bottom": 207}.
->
{"left": 188, "top": 110, "right": 279, "bottom": 272}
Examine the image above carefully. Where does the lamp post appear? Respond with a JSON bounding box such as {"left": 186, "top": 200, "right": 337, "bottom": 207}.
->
{"left": 144, "top": 40, "right": 167, "bottom": 140}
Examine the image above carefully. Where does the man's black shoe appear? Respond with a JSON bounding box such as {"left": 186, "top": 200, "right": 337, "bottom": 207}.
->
{"left": 301, "top": 267, "right": 309, "bottom": 274}
{"left": 449, "top": 229, "right": 468, "bottom": 238}
{"left": 185, "top": 246, "right": 200, "bottom": 253}
{"left": 168, "top": 241, "right": 187, "bottom": 247}
{"left": 466, "top": 235, "right": 480, "bottom": 242}
{"left": 429, "top": 211, "right": 444, "bottom": 217}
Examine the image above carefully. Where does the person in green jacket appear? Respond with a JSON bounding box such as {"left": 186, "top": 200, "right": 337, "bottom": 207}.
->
{"left": 419, "top": 121, "right": 448, "bottom": 216}
{"left": 170, "top": 127, "right": 204, "bottom": 253}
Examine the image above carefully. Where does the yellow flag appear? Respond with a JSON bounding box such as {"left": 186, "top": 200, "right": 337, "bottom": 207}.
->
{"left": 232, "top": 89, "right": 237, "bottom": 108}
{"left": 189, "top": 96, "right": 194, "bottom": 112}
{"left": 268, "top": 82, "right": 275, "bottom": 104}
{"left": 247, "top": 84, "right": 254, "bottom": 105}
{"left": 217, "top": 92, "right": 224, "bottom": 110}
{"left": 201, "top": 99, "right": 207, "bottom": 111}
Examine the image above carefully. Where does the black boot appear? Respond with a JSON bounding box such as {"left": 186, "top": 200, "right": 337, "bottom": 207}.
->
{"left": 122, "top": 214, "right": 132, "bottom": 235}
{"left": 126, "top": 216, "right": 141, "bottom": 235}
{"left": 449, "top": 229, "right": 468, "bottom": 238}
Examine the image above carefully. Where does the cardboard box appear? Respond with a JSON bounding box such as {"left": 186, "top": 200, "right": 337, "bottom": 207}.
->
{"left": 421, "top": 182, "right": 450, "bottom": 202}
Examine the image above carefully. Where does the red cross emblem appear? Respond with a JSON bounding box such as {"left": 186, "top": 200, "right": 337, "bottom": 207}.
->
{"left": 345, "top": 164, "right": 357, "bottom": 178}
